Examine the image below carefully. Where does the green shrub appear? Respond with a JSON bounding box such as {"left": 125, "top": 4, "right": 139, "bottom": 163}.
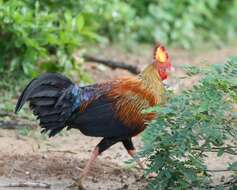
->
{"left": 0, "top": 0, "right": 99, "bottom": 76}
{"left": 134, "top": 0, "right": 237, "bottom": 48}
{"left": 142, "top": 57, "right": 237, "bottom": 189}
{"left": 0, "top": 0, "right": 237, "bottom": 76}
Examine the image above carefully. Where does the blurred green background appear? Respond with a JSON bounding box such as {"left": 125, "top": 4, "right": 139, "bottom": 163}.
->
{"left": 0, "top": 1, "right": 236, "bottom": 189}
{"left": 0, "top": 0, "right": 237, "bottom": 77}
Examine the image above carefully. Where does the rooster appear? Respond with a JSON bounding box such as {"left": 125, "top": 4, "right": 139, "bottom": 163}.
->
{"left": 15, "top": 43, "right": 173, "bottom": 189}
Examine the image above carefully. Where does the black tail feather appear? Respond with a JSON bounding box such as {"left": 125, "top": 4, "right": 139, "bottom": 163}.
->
{"left": 15, "top": 73, "right": 76, "bottom": 137}
{"left": 15, "top": 73, "right": 72, "bottom": 113}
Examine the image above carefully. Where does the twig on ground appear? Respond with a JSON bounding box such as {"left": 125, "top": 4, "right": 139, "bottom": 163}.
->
{"left": 0, "top": 111, "right": 15, "bottom": 117}
{"left": 206, "top": 169, "right": 237, "bottom": 172}
{"left": 206, "top": 177, "right": 237, "bottom": 189}
{"left": 194, "top": 146, "right": 237, "bottom": 155}
{"left": 44, "top": 150, "right": 78, "bottom": 154}
{"left": 0, "top": 182, "right": 51, "bottom": 188}
{"left": 0, "top": 110, "right": 33, "bottom": 120}
{"left": 0, "top": 120, "right": 33, "bottom": 129}
{"left": 83, "top": 55, "right": 140, "bottom": 74}
{"left": 39, "top": 54, "right": 140, "bottom": 74}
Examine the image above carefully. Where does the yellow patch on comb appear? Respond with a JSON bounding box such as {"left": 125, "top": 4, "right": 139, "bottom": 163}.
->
{"left": 155, "top": 47, "right": 167, "bottom": 63}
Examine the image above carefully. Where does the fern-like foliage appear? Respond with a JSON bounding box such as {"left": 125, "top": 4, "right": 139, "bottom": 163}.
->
{"left": 142, "top": 57, "right": 237, "bottom": 190}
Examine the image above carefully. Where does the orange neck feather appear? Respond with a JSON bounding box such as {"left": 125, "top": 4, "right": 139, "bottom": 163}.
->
{"left": 140, "top": 64, "right": 164, "bottom": 90}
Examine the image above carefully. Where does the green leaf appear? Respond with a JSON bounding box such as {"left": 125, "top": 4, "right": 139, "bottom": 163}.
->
{"left": 142, "top": 57, "right": 237, "bottom": 190}
{"left": 76, "top": 15, "right": 85, "bottom": 32}
{"left": 217, "top": 148, "right": 225, "bottom": 157}
{"left": 228, "top": 162, "right": 237, "bottom": 171}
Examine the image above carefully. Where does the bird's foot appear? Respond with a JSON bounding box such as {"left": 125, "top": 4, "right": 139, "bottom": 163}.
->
{"left": 66, "top": 178, "right": 86, "bottom": 190}
{"left": 147, "top": 172, "right": 157, "bottom": 178}
{"left": 140, "top": 172, "right": 157, "bottom": 180}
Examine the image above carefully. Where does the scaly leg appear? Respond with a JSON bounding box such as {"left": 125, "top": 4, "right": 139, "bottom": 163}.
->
{"left": 68, "top": 137, "right": 120, "bottom": 190}
{"left": 122, "top": 138, "right": 145, "bottom": 169}
{"left": 128, "top": 149, "right": 157, "bottom": 178}
{"left": 69, "top": 147, "right": 99, "bottom": 190}
{"left": 122, "top": 138, "right": 157, "bottom": 178}
{"left": 127, "top": 149, "right": 146, "bottom": 169}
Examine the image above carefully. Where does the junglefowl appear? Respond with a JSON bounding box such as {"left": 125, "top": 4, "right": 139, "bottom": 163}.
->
{"left": 15, "top": 43, "right": 173, "bottom": 190}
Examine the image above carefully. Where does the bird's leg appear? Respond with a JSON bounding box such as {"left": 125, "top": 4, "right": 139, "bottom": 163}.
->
{"left": 69, "top": 138, "right": 120, "bottom": 190}
{"left": 127, "top": 149, "right": 146, "bottom": 169}
{"left": 127, "top": 149, "right": 157, "bottom": 178}
{"left": 122, "top": 138, "right": 145, "bottom": 168}
{"left": 122, "top": 138, "right": 157, "bottom": 178}
{"left": 70, "top": 147, "right": 99, "bottom": 190}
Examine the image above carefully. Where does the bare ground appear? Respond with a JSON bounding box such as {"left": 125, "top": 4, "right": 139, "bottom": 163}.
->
{"left": 0, "top": 128, "right": 146, "bottom": 190}
{"left": 0, "top": 45, "right": 237, "bottom": 189}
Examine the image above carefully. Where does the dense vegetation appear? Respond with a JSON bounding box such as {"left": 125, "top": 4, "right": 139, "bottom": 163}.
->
{"left": 0, "top": 1, "right": 237, "bottom": 188}
{"left": 0, "top": 0, "right": 95, "bottom": 77}
{"left": 142, "top": 57, "right": 237, "bottom": 190}
{"left": 131, "top": 0, "right": 237, "bottom": 48}
{"left": 0, "top": 0, "right": 237, "bottom": 76}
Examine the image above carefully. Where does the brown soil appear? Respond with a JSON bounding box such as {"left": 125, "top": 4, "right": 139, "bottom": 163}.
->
{"left": 0, "top": 129, "right": 145, "bottom": 190}
{"left": 0, "top": 44, "right": 237, "bottom": 190}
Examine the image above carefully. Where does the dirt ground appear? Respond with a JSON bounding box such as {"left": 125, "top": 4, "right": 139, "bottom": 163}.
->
{"left": 0, "top": 45, "right": 237, "bottom": 190}
{"left": 0, "top": 129, "right": 146, "bottom": 190}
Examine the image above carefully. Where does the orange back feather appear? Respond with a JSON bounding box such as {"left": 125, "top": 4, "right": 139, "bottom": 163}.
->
{"left": 107, "top": 64, "right": 165, "bottom": 135}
